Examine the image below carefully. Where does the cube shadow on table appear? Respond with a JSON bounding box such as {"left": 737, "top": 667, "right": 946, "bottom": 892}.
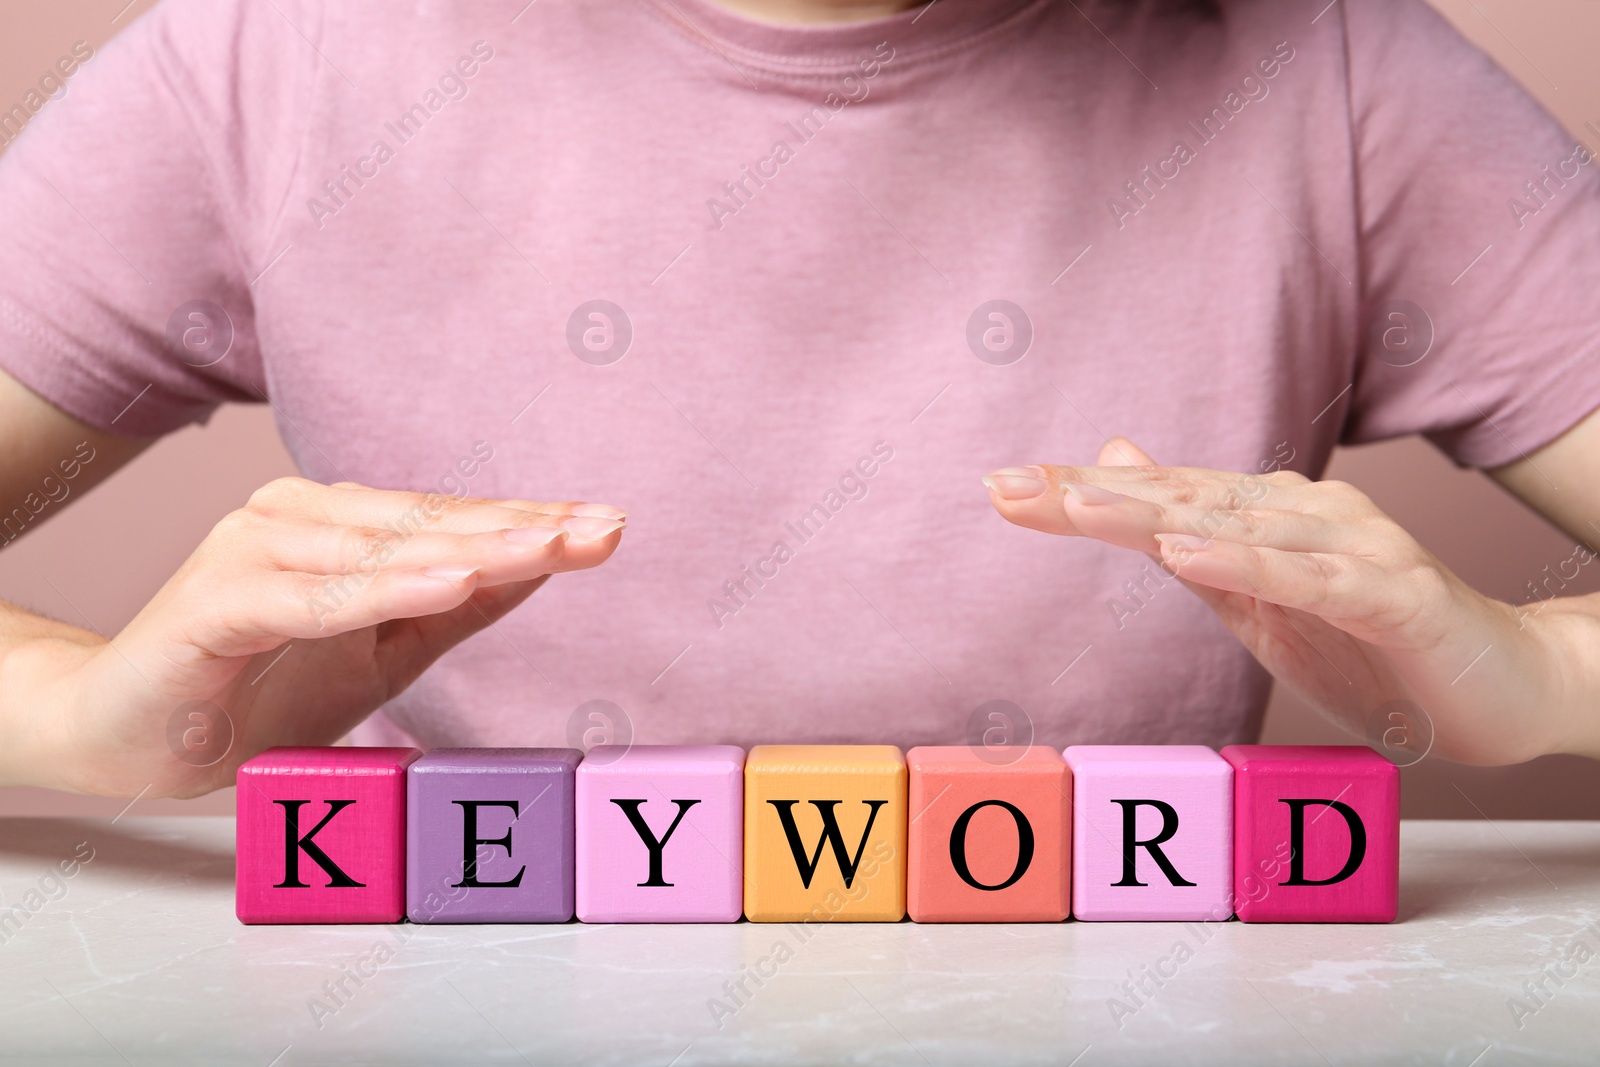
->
{"left": 743, "top": 745, "right": 907, "bottom": 923}
{"left": 905, "top": 745, "right": 1071, "bottom": 923}
{"left": 575, "top": 744, "right": 745, "bottom": 923}
{"left": 1222, "top": 745, "right": 1399, "bottom": 923}
{"left": 236, "top": 747, "right": 419, "bottom": 924}
{"left": 1064, "top": 745, "right": 1233, "bottom": 921}
{"left": 406, "top": 748, "right": 582, "bottom": 924}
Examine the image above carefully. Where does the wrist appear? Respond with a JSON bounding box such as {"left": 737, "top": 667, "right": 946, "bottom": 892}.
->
{"left": 0, "top": 634, "right": 104, "bottom": 791}
{"left": 1521, "top": 594, "right": 1600, "bottom": 760}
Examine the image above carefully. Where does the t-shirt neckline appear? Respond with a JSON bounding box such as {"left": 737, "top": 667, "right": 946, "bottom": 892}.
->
{"left": 647, "top": 0, "right": 1045, "bottom": 79}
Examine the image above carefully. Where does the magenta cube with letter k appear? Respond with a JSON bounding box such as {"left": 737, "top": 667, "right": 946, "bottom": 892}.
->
{"left": 236, "top": 747, "right": 419, "bottom": 924}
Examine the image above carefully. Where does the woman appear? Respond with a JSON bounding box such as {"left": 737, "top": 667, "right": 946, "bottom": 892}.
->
{"left": 0, "top": 0, "right": 1597, "bottom": 800}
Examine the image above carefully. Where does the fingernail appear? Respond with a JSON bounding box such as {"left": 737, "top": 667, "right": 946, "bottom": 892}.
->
{"left": 1064, "top": 482, "right": 1125, "bottom": 505}
{"left": 503, "top": 526, "right": 567, "bottom": 547}
{"left": 571, "top": 503, "right": 628, "bottom": 520}
{"left": 423, "top": 565, "right": 480, "bottom": 582}
{"left": 1156, "top": 533, "right": 1213, "bottom": 552}
{"left": 982, "top": 470, "right": 1049, "bottom": 500}
{"left": 562, "top": 516, "right": 626, "bottom": 542}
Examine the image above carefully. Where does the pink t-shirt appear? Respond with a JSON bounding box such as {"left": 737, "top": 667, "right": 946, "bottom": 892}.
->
{"left": 2, "top": 0, "right": 1598, "bottom": 752}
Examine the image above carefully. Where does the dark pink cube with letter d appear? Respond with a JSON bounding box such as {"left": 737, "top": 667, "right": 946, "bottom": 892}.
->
{"left": 1222, "top": 745, "right": 1399, "bottom": 923}
{"left": 406, "top": 748, "right": 581, "bottom": 924}
{"left": 236, "top": 747, "right": 419, "bottom": 924}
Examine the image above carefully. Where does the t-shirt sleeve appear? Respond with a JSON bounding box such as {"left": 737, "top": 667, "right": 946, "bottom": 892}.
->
{"left": 0, "top": 0, "right": 317, "bottom": 438}
{"left": 1338, "top": 0, "right": 1600, "bottom": 468}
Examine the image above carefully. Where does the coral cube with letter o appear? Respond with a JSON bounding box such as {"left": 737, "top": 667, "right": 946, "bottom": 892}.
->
{"left": 905, "top": 746, "right": 1071, "bottom": 922}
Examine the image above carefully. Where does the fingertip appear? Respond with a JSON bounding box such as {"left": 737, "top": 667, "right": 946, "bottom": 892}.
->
{"left": 571, "top": 503, "right": 628, "bottom": 521}
{"left": 982, "top": 468, "right": 1050, "bottom": 501}
{"left": 503, "top": 526, "right": 569, "bottom": 547}
{"left": 547, "top": 521, "right": 626, "bottom": 573}
{"left": 1100, "top": 436, "right": 1156, "bottom": 467}
{"left": 1063, "top": 482, "right": 1125, "bottom": 506}
{"left": 561, "top": 516, "right": 627, "bottom": 542}
{"left": 1155, "top": 532, "right": 1213, "bottom": 553}
{"left": 1155, "top": 534, "right": 1236, "bottom": 583}
{"left": 421, "top": 565, "right": 482, "bottom": 585}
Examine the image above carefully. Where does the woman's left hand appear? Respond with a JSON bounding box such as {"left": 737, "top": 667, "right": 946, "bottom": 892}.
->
{"left": 983, "top": 437, "right": 1583, "bottom": 765}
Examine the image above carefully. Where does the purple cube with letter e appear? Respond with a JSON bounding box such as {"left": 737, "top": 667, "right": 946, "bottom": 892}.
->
{"left": 406, "top": 748, "right": 581, "bottom": 924}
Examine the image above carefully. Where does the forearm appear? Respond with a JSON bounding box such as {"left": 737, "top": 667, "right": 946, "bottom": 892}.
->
{"left": 0, "top": 597, "right": 102, "bottom": 790}
{"left": 1488, "top": 411, "right": 1600, "bottom": 761}
{"left": 1526, "top": 591, "right": 1600, "bottom": 760}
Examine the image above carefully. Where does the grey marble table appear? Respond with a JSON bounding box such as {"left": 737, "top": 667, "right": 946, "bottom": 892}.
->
{"left": 0, "top": 817, "right": 1596, "bottom": 1065}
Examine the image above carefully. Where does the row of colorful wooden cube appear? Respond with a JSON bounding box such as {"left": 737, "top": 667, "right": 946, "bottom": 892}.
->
{"left": 235, "top": 743, "right": 1398, "bottom": 925}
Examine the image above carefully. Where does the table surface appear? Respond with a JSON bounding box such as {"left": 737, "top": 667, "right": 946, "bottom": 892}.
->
{"left": 1, "top": 817, "right": 1597, "bottom": 1066}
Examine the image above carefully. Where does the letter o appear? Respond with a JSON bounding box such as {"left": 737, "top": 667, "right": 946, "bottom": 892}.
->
{"left": 948, "top": 800, "right": 1035, "bottom": 891}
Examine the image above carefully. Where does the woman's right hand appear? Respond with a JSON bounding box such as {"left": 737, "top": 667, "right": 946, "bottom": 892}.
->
{"left": 4, "top": 477, "right": 625, "bottom": 798}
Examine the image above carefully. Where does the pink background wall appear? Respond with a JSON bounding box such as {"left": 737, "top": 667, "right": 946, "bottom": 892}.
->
{"left": 2, "top": 0, "right": 1598, "bottom": 818}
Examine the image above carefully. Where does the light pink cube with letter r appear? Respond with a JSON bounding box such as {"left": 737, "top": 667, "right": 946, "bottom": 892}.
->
{"left": 1064, "top": 745, "right": 1233, "bottom": 921}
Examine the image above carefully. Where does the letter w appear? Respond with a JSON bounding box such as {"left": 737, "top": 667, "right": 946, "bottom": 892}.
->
{"left": 767, "top": 799, "right": 886, "bottom": 889}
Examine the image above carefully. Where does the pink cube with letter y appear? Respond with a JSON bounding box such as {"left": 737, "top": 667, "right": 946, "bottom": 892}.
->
{"left": 575, "top": 745, "right": 745, "bottom": 923}
{"left": 1222, "top": 745, "right": 1399, "bottom": 923}
{"left": 236, "top": 747, "right": 419, "bottom": 924}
